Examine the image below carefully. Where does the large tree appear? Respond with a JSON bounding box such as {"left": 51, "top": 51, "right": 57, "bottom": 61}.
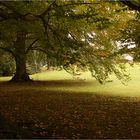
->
{"left": 0, "top": 0, "right": 134, "bottom": 83}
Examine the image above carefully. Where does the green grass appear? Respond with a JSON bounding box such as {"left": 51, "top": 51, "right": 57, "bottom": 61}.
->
{"left": 29, "top": 64, "right": 140, "bottom": 97}
{"left": 1, "top": 64, "right": 140, "bottom": 98}
{"left": 0, "top": 64, "right": 140, "bottom": 139}
{"left": 0, "top": 76, "right": 11, "bottom": 82}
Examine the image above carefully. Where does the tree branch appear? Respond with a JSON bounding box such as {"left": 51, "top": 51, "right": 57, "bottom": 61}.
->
{"left": 56, "top": 2, "right": 94, "bottom": 8}
{"left": 120, "top": 0, "right": 140, "bottom": 12}
{"left": 0, "top": 2, "right": 40, "bottom": 21}
{"left": 38, "top": 1, "right": 94, "bottom": 19}
{"left": 38, "top": 1, "right": 56, "bottom": 18}
{"left": 47, "top": 24, "right": 62, "bottom": 45}
{"left": 0, "top": 1, "right": 96, "bottom": 23}
{"left": 25, "top": 39, "right": 39, "bottom": 54}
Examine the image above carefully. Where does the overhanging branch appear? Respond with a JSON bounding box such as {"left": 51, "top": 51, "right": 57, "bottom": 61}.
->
{"left": 120, "top": 0, "right": 140, "bottom": 12}
{"left": 38, "top": 1, "right": 56, "bottom": 18}
{"left": 55, "top": 2, "right": 94, "bottom": 8}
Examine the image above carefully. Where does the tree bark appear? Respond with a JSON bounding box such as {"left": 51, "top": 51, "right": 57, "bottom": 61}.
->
{"left": 10, "top": 32, "right": 31, "bottom": 82}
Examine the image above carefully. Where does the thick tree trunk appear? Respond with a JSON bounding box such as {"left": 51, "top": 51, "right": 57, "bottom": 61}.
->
{"left": 10, "top": 32, "right": 31, "bottom": 82}
{"left": 11, "top": 56, "right": 31, "bottom": 82}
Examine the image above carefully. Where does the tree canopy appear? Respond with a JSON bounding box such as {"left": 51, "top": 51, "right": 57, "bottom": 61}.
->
{"left": 0, "top": 0, "right": 139, "bottom": 83}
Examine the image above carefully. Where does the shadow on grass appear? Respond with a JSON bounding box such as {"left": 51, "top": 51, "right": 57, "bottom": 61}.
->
{"left": 0, "top": 81, "right": 140, "bottom": 139}
{"left": 0, "top": 80, "right": 92, "bottom": 88}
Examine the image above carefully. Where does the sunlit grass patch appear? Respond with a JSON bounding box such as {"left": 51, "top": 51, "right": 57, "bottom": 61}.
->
{"left": 0, "top": 76, "right": 11, "bottom": 82}
{"left": 29, "top": 64, "right": 140, "bottom": 97}
{"left": 0, "top": 64, "right": 140, "bottom": 97}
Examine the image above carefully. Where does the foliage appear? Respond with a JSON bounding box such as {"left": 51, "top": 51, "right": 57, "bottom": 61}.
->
{"left": 0, "top": 51, "right": 15, "bottom": 76}
{"left": 117, "top": 1, "right": 140, "bottom": 61}
{"left": 0, "top": 0, "right": 138, "bottom": 82}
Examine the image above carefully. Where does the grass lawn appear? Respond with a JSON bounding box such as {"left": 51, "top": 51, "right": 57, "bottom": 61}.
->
{"left": 0, "top": 64, "right": 140, "bottom": 138}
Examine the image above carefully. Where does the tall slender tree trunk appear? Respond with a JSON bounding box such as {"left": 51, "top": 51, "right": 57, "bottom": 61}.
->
{"left": 10, "top": 32, "right": 31, "bottom": 82}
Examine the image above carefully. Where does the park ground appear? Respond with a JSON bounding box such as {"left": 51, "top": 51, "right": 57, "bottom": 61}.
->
{"left": 0, "top": 64, "right": 140, "bottom": 139}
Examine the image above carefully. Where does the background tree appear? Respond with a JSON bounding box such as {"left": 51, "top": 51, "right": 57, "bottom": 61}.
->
{"left": 0, "top": 51, "right": 15, "bottom": 76}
